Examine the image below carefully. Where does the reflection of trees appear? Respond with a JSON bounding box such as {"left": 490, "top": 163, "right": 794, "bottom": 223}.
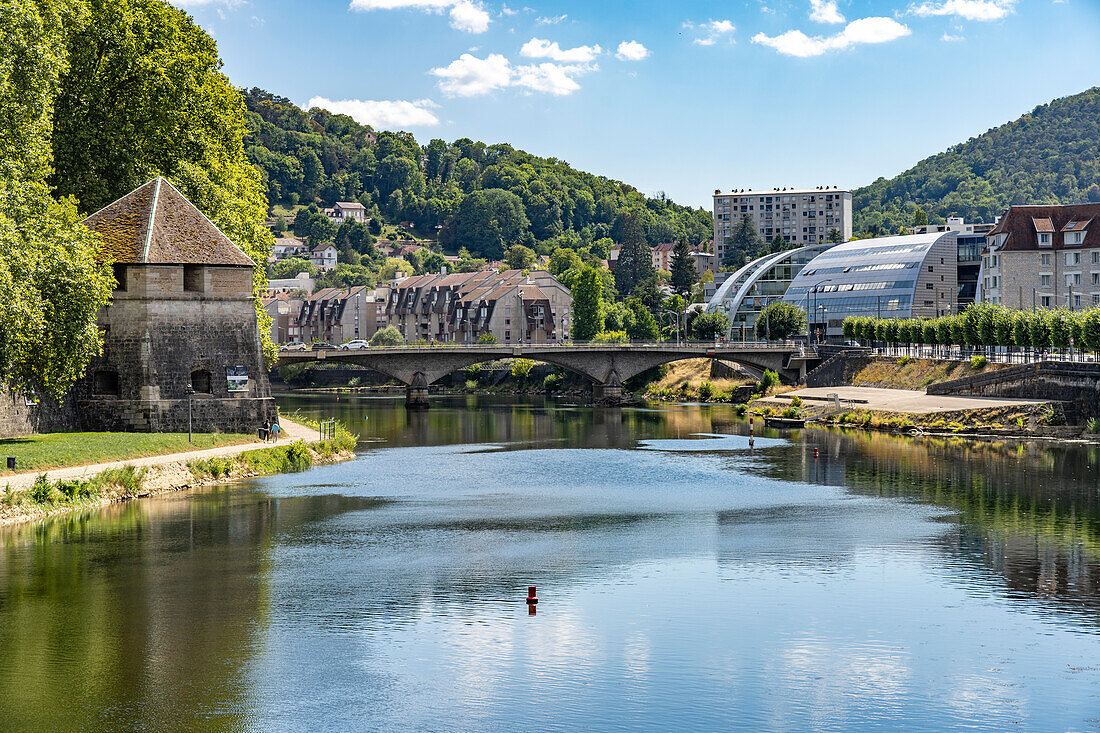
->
{"left": 0, "top": 490, "right": 383, "bottom": 731}
{"left": 750, "top": 428, "right": 1100, "bottom": 613}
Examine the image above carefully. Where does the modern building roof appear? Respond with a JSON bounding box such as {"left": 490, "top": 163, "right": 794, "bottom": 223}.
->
{"left": 713, "top": 186, "right": 848, "bottom": 197}
{"left": 988, "top": 204, "right": 1100, "bottom": 251}
{"left": 83, "top": 177, "right": 255, "bottom": 267}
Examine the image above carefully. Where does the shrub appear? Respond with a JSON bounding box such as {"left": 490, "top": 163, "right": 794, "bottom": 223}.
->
{"left": 698, "top": 381, "right": 715, "bottom": 400}
{"left": 592, "top": 330, "right": 629, "bottom": 343}
{"left": 970, "top": 355, "right": 988, "bottom": 369}
{"left": 789, "top": 395, "right": 803, "bottom": 408}
{"left": 477, "top": 332, "right": 499, "bottom": 344}
{"left": 1088, "top": 417, "right": 1099, "bottom": 433}
{"left": 757, "top": 369, "right": 780, "bottom": 394}
{"left": 464, "top": 379, "right": 477, "bottom": 391}
{"left": 782, "top": 406, "right": 800, "bottom": 418}
{"left": 898, "top": 356, "right": 911, "bottom": 366}
{"left": 370, "top": 326, "right": 404, "bottom": 346}
{"left": 510, "top": 358, "right": 535, "bottom": 379}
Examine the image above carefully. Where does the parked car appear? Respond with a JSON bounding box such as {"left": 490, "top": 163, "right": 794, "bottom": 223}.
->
{"left": 340, "top": 339, "right": 371, "bottom": 350}
{"left": 280, "top": 342, "right": 309, "bottom": 351}
{"left": 310, "top": 342, "right": 336, "bottom": 351}
{"left": 843, "top": 340, "right": 861, "bottom": 347}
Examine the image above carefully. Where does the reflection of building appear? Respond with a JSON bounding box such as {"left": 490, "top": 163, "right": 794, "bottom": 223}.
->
{"left": 783, "top": 231, "right": 958, "bottom": 337}
{"left": 705, "top": 244, "right": 832, "bottom": 338}
{"left": 376, "top": 270, "right": 572, "bottom": 344}
{"left": 981, "top": 203, "right": 1100, "bottom": 309}
{"left": 76, "top": 177, "right": 275, "bottom": 431}
{"left": 910, "top": 217, "right": 995, "bottom": 308}
{"left": 713, "top": 187, "right": 852, "bottom": 259}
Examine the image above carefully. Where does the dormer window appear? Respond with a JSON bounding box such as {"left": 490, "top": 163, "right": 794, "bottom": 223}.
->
{"left": 1037, "top": 232, "right": 1052, "bottom": 247}
{"left": 1065, "top": 230, "right": 1086, "bottom": 246}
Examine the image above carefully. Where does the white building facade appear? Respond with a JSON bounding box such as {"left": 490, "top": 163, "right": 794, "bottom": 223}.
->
{"left": 712, "top": 187, "right": 852, "bottom": 263}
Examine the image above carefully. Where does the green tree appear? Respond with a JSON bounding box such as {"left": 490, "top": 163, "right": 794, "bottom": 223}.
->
{"left": 505, "top": 243, "right": 537, "bottom": 270}
{"left": 626, "top": 300, "right": 659, "bottom": 341}
{"left": 912, "top": 209, "right": 928, "bottom": 227}
{"left": 370, "top": 326, "right": 404, "bottom": 346}
{"left": 548, "top": 247, "right": 583, "bottom": 277}
{"left": 722, "top": 214, "right": 763, "bottom": 268}
{"left": 613, "top": 211, "right": 654, "bottom": 294}
{"left": 571, "top": 266, "right": 603, "bottom": 341}
{"left": 755, "top": 301, "right": 807, "bottom": 340}
{"left": 271, "top": 257, "right": 318, "bottom": 279}
{"left": 450, "top": 188, "right": 529, "bottom": 260}
{"left": 691, "top": 311, "right": 731, "bottom": 340}
{"left": 827, "top": 228, "right": 843, "bottom": 244}
{"left": 669, "top": 239, "right": 696, "bottom": 296}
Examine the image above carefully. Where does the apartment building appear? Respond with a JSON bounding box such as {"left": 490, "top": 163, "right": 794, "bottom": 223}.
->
{"left": 376, "top": 269, "right": 572, "bottom": 344}
{"left": 982, "top": 204, "right": 1100, "bottom": 310}
{"left": 712, "top": 187, "right": 852, "bottom": 261}
{"left": 263, "top": 286, "right": 381, "bottom": 345}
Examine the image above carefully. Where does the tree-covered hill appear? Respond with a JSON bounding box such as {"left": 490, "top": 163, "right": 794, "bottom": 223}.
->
{"left": 854, "top": 87, "right": 1100, "bottom": 235}
{"left": 243, "top": 89, "right": 712, "bottom": 260}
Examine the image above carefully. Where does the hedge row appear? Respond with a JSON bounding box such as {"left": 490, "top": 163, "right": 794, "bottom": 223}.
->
{"left": 842, "top": 303, "right": 1100, "bottom": 350}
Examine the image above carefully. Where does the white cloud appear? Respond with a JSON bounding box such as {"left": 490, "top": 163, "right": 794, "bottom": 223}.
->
{"left": 349, "top": 0, "right": 490, "bottom": 33}
{"left": 431, "top": 53, "right": 513, "bottom": 96}
{"left": 513, "top": 63, "right": 589, "bottom": 95}
{"left": 499, "top": 3, "right": 517, "bottom": 15}
{"left": 941, "top": 31, "right": 965, "bottom": 40}
{"left": 684, "top": 19, "right": 736, "bottom": 46}
{"left": 909, "top": 0, "right": 1015, "bottom": 21}
{"left": 430, "top": 52, "right": 595, "bottom": 97}
{"left": 752, "top": 16, "right": 910, "bottom": 57}
{"left": 449, "top": 1, "right": 490, "bottom": 32}
{"left": 536, "top": 14, "right": 568, "bottom": 24}
{"left": 809, "top": 0, "right": 845, "bottom": 24}
{"left": 306, "top": 96, "right": 441, "bottom": 128}
{"left": 615, "top": 40, "right": 650, "bottom": 61}
{"left": 520, "top": 37, "right": 602, "bottom": 62}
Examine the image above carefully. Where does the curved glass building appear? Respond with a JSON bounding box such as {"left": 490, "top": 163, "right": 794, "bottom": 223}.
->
{"left": 705, "top": 244, "right": 833, "bottom": 338}
{"left": 782, "top": 231, "right": 958, "bottom": 338}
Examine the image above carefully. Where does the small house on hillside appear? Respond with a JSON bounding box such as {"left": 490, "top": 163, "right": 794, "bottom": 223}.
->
{"left": 74, "top": 177, "right": 276, "bottom": 432}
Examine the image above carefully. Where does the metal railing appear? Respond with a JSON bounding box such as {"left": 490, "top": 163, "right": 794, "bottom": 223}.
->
{"left": 280, "top": 338, "right": 808, "bottom": 352}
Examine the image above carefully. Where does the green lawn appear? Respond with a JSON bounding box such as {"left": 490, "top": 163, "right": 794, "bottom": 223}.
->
{"left": 0, "top": 432, "right": 259, "bottom": 474}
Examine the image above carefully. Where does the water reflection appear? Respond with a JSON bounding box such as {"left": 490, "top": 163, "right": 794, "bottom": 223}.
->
{"left": 0, "top": 395, "right": 1098, "bottom": 730}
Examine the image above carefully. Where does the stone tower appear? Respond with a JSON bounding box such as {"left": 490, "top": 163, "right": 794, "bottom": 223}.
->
{"left": 73, "top": 177, "right": 276, "bottom": 432}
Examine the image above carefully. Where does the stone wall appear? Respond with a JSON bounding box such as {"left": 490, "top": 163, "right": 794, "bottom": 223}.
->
{"left": 803, "top": 350, "right": 874, "bottom": 388}
{"left": 0, "top": 391, "right": 79, "bottom": 439}
{"left": 928, "top": 361, "right": 1100, "bottom": 421}
{"left": 76, "top": 396, "right": 275, "bottom": 434}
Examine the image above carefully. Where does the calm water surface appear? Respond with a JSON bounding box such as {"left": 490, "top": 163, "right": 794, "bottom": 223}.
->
{"left": 2, "top": 395, "right": 1100, "bottom": 731}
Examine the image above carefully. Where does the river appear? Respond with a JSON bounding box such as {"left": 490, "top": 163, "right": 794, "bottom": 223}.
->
{"left": 1, "top": 395, "right": 1099, "bottom": 731}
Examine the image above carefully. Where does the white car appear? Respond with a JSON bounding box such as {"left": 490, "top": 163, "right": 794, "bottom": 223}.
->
{"left": 340, "top": 339, "right": 371, "bottom": 350}
{"left": 280, "top": 342, "right": 310, "bottom": 351}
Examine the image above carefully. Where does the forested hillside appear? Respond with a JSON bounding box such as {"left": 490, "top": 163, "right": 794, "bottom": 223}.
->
{"left": 243, "top": 89, "right": 712, "bottom": 261}
{"left": 854, "top": 87, "right": 1100, "bottom": 235}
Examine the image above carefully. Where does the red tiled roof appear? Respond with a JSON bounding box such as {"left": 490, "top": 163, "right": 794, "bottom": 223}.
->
{"left": 1032, "top": 217, "right": 1055, "bottom": 233}
{"left": 1062, "top": 217, "right": 1094, "bottom": 232}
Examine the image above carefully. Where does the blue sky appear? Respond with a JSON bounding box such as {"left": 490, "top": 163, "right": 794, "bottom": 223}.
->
{"left": 176, "top": 0, "right": 1099, "bottom": 208}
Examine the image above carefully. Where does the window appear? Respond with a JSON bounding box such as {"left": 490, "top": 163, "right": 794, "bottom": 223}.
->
{"left": 1041, "top": 275, "right": 1051, "bottom": 287}
{"left": 1066, "top": 252, "right": 1081, "bottom": 266}
{"left": 183, "top": 265, "right": 203, "bottom": 292}
{"left": 191, "top": 369, "right": 212, "bottom": 394}
{"left": 1093, "top": 251, "right": 1100, "bottom": 264}
{"left": 928, "top": 265, "right": 934, "bottom": 273}
{"left": 1093, "top": 273, "right": 1099, "bottom": 286}
{"left": 926, "top": 283, "right": 934, "bottom": 290}
{"left": 1042, "top": 254, "right": 1052, "bottom": 266}
{"left": 1038, "top": 233, "right": 1052, "bottom": 247}
{"left": 112, "top": 264, "right": 127, "bottom": 291}
{"left": 93, "top": 370, "right": 120, "bottom": 396}
{"left": 1041, "top": 296, "right": 1051, "bottom": 307}
{"left": 1066, "top": 231, "right": 1085, "bottom": 246}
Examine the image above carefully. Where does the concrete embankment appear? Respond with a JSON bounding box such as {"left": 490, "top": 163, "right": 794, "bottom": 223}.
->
{"left": 0, "top": 419, "right": 356, "bottom": 528}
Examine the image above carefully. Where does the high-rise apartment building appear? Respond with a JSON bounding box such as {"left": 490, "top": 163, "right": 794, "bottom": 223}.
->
{"left": 712, "top": 187, "right": 852, "bottom": 262}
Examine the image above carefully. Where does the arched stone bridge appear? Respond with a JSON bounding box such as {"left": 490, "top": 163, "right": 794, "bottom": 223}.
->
{"left": 276, "top": 342, "right": 819, "bottom": 407}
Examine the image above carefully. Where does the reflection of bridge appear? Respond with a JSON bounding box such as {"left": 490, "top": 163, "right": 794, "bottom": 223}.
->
{"left": 277, "top": 342, "right": 819, "bottom": 407}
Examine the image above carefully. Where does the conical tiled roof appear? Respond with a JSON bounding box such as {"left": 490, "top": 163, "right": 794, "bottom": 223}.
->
{"left": 82, "top": 177, "right": 255, "bottom": 266}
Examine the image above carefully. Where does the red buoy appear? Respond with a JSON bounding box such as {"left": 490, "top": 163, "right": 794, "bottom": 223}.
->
{"left": 526, "top": 586, "right": 538, "bottom": 605}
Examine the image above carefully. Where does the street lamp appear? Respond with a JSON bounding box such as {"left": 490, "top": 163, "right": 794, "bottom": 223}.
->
{"left": 186, "top": 386, "right": 195, "bottom": 443}
{"left": 803, "top": 277, "right": 832, "bottom": 343}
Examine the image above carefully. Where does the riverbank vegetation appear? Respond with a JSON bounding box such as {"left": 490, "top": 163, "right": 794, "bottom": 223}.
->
{"left": 849, "top": 357, "right": 1006, "bottom": 391}
{"left": 0, "top": 431, "right": 258, "bottom": 475}
{"left": 0, "top": 466, "right": 148, "bottom": 524}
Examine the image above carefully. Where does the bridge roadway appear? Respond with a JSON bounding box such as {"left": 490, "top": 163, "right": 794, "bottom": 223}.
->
{"left": 276, "top": 341, "right": 819, "bottom": 407}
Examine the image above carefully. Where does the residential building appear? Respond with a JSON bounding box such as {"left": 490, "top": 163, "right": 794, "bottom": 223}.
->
{"left": 75, "top": 177, "right": 275, "bottom": 432}
{"left": 783, "top": 231, "right": 959, "bottom": 338}
{"left": 910, "top": 217, "right": 995, "bottom": 307}
{"left": 332, "top": 201, "right": 368, "bottom": 223}
{"left": 296, "top": 286, "right": 379, "bottom": 344}
{"left": 691, "top": 251, "right": 717, "bottom": 277}
{"left": 651, "top": 242, "right": 676, "bottom": 271}
{"left": 272, "top": 237, "right": 307, "bottom": 261}
{"left": 376, "top": 269, "right": 572, "bottom": 344}
{"left": 705, "top": 243, "right": 833, "bottom": 339}
{"left": 309, "top": 243, "right": 338, "bottom": 272}
{"left": 267, "top": 272, "right": 316, "bottom": 295}
{"left": 981, "top": 203, "right": 1100, "bottom": 310}
{"left": 712, "top": 187, "right": 852, "bottom": 263}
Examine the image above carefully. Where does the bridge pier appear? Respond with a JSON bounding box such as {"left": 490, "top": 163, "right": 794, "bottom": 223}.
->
{"left": 592, "top": 370, "right": 624, "bottom": 406}
{"left": 405, "top": 371, "right": 430, "bottom": 409}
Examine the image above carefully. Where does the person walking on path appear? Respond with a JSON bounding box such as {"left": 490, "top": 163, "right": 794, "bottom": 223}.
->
{"left": 271, "top": 421, "right": 281, "bottom": 443}
{"left": 261, "top": 421, "right": 270, "bottom": 443}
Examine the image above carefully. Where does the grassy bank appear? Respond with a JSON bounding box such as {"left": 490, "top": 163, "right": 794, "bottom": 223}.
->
{"left": 850, "top": 356, "right": 1007, "bottom": 390}
{"left": 0, "top": 431, "right": 258, "bottom": 475}
{"left": 1, "top": 466, "right": 148, "bottom": 521}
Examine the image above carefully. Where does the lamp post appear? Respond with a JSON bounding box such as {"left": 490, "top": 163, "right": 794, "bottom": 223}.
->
{"left": 187, "top": 386, "right": 195, "bottom": 444}
{"left": 803, "top": 277, "right": 832, "bottom": 344}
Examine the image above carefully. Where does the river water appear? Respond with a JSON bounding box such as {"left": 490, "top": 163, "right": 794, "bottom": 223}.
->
{"left": 1, "top": 395, "right": 1099, "bottom": 732}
